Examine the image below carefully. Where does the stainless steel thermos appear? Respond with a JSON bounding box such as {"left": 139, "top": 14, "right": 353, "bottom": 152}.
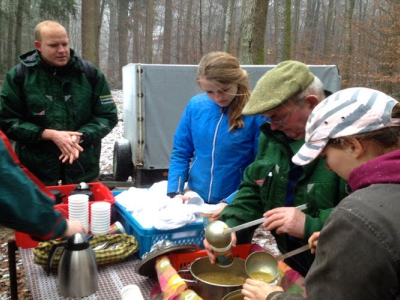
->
{"left": 46, "top": 233, "right": 98, "bottom": 297}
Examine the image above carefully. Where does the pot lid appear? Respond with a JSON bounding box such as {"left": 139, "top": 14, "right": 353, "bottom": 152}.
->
{"left": 135, "top": 244, "right": 198, "bottom": 277}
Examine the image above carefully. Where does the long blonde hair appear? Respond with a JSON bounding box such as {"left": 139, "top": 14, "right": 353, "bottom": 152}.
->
{"left": 196, "top": 52, "right": 250, "bottom": 131}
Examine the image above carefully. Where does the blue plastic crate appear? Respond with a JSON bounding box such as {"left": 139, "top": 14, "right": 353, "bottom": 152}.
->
{"left": 114, "top": 202, "right": 205, "bottom": 258}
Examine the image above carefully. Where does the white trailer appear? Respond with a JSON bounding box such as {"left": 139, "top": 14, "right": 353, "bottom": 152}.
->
{"left": 113, "top": 64, "right": 341, "bottom": 186}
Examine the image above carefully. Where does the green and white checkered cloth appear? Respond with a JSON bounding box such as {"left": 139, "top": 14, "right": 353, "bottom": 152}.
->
{"left": 34, "top": 233, "right": 139, "bottom": 271}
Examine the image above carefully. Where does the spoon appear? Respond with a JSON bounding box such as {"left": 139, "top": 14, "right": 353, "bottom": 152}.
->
{"left": 222, "top": 203, "right": 308, "bottom": 235}
{"left": 93, "top": 241, "right": 109, "bottom": 251}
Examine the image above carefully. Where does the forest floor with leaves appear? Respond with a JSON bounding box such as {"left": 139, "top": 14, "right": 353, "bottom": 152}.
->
{"left": 0, "top": 226, "right": 32, "bottom": 300}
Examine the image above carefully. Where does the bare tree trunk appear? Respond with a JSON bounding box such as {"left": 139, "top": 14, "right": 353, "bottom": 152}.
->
{"left": 107, "top": 0, "right": 118, "bottom": 81}
{"left": 253, "top": 0, "right": 269, "bottom": 64}
{"left": 292, "top": 0, "right": 300, "bottom": 49}
{"left": 144, "top": 0, "right": 154, "bottom": 63}
{"left": 272, "top": 1, "right": 279, "bottom": 57}
{"left": 0, "top": 0, "right": 4, "bottom": 62}
{"left": 118, "top": 0, "right": 128, "bottom": 79}
{"left": 162, "top": 0, "right": 172, "bottom": 63}
{"left": 97, "top": 0, "right": 106, "bottom": 58}
{"left": 276, "top": 1, "right": 285, "bottom": 62}
{"left": 14, "top": 0, "right": 24, "bottom": 65}
{"left": 223, "top": 0, "right": 235, "bottom": 53}
{"left": 238, "top": 0, "right": 255, "bottom": 64}
{"left": 283, "top": 0, "right": 291, "bottom": 61}
{"left": 310, "top": 0, "right": 321, "bottom": 54}
{"left": 199, "top": 1, "right": 203, "bottom": 58}
{"left": 6, "top": 1, "right": 14, "bottom": 70}
{"left": 206, "top": 0, "right": 213, "bottom": 44}
{"left": 342, "top": 0, "right": 355, "bottom": 87}
{"left": 81, "top": 0, "right": 99, "bottom": 65}
{"left": 182, "top": 0, "right": 193, "bottom": 63}
{"left": 235, "top": 1, "right": 243, "bottom": 58}
{"left": 131, "top": 0, "right": 141, "bottom": 62}
{"left": 304, "top": 0, "right": 313, "bottom": 53}
{"left": 323, "top": 0, "right": 335, "bottom": 57}
{"left": 238, "top": 0, "right": 269, "bottom": 64}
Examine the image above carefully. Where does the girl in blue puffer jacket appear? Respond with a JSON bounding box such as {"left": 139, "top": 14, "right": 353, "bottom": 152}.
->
{"left": 167, "top": 51, "right": 265, "bottom": 205}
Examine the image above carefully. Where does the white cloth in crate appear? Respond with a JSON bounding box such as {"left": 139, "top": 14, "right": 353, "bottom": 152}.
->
{"left": 115, "top": 181, "right": 209, "bottom": 230}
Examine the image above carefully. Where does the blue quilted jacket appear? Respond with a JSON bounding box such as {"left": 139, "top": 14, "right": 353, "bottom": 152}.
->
{"left": 167, "top": 93, "right": 265, "bottom": 204}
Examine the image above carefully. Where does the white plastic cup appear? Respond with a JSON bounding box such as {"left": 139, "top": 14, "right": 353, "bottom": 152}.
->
{"left": 184, "top": 191, "right": 204, "bottom": 206}
{"left": 91, "top": 202, "right": 111, "bottom": 211}
{"left": 120, "top": 284, "right": 144, "bottom": 300}
{"left": 90, "top": 202, "right": 111, "bottom": 234}
{"left": 68, "top": 195, "right": 89, "bottom": 231}
{"left": 68, "top": 194, "right": 89, "bottom": 204}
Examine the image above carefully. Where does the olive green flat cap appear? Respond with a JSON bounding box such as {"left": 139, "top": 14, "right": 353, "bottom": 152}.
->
{"left": 243, "top": 60, "right": 314, "bottom": 115}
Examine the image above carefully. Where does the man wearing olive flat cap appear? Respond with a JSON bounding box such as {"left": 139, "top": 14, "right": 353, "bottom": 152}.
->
{"left": 204, "top": 60, "right": 347, "bottom": 276}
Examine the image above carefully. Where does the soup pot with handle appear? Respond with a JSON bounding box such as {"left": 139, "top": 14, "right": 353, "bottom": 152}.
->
{"left": 178, "top": 257, "right": 248, "bottom": 299}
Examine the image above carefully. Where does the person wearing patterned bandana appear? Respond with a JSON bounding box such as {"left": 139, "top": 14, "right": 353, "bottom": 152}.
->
{"left": 245, "top": 87, "right": 400, "bottom": 300}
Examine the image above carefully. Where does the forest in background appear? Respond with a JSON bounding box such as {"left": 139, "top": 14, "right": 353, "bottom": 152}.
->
{"left": 0, "top": 0, "right": 399, "bottom": 98}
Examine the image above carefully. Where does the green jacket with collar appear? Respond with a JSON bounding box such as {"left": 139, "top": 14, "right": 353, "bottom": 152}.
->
{"left": 219, "top": 123, "right": 347, "bottom": 269}
{"left": 0, "top": 49, "right": 118, "bottom": 186}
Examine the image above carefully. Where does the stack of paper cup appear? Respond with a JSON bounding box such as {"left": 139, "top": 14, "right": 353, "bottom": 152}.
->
{"left": 91, "top": 202, "right": 111, "bottom": 234}
{"left": 68, "top": 194, "right": 89, "bottom": 231}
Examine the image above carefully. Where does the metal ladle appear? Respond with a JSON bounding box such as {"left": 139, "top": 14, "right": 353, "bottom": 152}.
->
{"left": 205, "top": 204, "right": 308, "bottom": 249}
{"left": 205, "top": 220, "right": 232, "bottom": 248}
{"left": 222, "top": 203, "right": 308, "bottom": 236}
{"left": 245, "top": 244, "right": 310, "bottom": 284}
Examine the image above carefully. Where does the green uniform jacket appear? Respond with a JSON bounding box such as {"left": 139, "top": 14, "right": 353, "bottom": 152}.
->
{"left": 219, "top": 123, "right": 347, "bottom": 270}
{"left": 0, "top": 49, "right": 118, "bottom": 185}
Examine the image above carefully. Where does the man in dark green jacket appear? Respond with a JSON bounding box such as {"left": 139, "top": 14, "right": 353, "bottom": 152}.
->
{"left": 205, "top": 61, "right": 347, "bottom": 276}
{"left": 0, "top": 20, "right": 117, "bottom": 186}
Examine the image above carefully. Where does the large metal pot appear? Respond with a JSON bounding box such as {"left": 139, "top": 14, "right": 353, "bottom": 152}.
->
{"left": 179, "top": 257, "right": 248, "bottom": 299}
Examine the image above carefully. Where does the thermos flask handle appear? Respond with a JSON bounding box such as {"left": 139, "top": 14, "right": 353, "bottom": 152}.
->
{"left": 46, "top": 243, "right": 66, "bottom": 276}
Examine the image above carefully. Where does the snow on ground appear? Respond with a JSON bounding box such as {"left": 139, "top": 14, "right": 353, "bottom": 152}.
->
{"left": 100, "top": 90, "right": 124, "bottom": 175}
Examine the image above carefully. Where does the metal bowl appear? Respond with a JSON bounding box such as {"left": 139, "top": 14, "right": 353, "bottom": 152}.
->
{"left": 245, "top": 251, "right": 280, "bottom": 284}
{"left": 205, "top": 220, "right": 231, "bottom": 248}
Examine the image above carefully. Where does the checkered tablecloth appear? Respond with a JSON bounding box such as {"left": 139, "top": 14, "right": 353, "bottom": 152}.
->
{"left": 20, "top": 248, "right": 157, "bottom": 300}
